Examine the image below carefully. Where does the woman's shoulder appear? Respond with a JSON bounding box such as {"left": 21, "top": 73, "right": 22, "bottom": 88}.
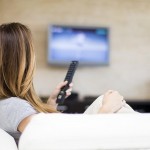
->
{"left": 0, "top": 97, "right": 30, "bottom": 105}
{"left": 0, "top": 97, "right": 37, "bottom": 135}
{"left": 0, "top": 97, "right": 37, "bottom": 115}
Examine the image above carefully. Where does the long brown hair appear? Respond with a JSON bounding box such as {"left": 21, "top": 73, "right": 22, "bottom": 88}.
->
{"left": 0, "top": 22, "right": 57, "bottom": 113}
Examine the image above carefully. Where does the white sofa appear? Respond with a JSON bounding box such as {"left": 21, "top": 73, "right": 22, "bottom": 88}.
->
{"left": 0, "top": 128, "right": 18, "bottom": 150}
{"left": 1, "top": 113, "right": 150, "bottom": 150}
{"left": 19, "top": 113, "right": 150, "bottom": 150}
{"left": 1, "top": 95, "right": 150, "bottom": 150}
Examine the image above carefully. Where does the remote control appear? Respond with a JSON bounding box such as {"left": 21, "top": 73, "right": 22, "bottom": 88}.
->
{"left": 56, "top": 61, "right": 79, "bottom": 104}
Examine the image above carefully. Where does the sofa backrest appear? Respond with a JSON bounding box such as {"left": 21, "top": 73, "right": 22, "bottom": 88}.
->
{"left": 0, "top": 128, "right": 18, "bottom": 150}
{"left": 19, "top": 113, "right": 150, "bottom": 150}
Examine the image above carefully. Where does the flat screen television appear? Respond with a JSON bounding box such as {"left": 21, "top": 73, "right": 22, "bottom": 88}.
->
{"left": 48, "top": 25, "right": 109, "bottom": 66}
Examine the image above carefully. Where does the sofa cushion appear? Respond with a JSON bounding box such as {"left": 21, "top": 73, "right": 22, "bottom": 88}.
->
{"left": 0, "top": 128, "right": 18, "bottom": 150}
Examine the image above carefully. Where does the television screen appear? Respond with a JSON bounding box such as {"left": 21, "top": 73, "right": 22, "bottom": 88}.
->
{"left": 48, "top": 25, "right": 109, "bottom": 66}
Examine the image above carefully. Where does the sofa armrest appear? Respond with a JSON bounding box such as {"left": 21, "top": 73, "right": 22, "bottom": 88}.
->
{"left": 0, "top": 128, "right": 18, "bottom": 150}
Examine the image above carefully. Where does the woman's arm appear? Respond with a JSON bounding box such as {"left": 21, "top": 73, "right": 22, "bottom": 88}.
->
{"left": 18, "top": 114, "right": 36, "bottom": 132}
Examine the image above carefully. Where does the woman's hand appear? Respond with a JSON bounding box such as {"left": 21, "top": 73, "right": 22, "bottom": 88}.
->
{"left": 47, "top": 81, "right": 73, "bottom": 108}
{"left": 99, "top": 90, "right": 125, "bottom": 113}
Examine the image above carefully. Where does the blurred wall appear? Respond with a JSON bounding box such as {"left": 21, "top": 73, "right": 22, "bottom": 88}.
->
{"left": 0, "top": 0, "right": 150, "bottom": 100}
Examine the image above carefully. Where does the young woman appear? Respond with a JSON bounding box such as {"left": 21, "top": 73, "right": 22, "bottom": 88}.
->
{"left": 0, "top": 23, "right": 125, "bottom": 142}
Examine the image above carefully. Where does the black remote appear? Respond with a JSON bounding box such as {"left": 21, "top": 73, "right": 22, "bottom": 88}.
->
{"left": 56, "top": 61, "right": 79, "bottom": 104}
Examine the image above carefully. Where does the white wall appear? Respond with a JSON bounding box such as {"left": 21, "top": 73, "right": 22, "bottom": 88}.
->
{"left": 0, "top": 0, "right": 150, "bottom": 100}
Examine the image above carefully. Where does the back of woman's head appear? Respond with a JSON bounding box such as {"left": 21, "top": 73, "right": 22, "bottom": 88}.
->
{"left": 0, "top": 22, "right": 35, "bottom": 97}
{"left": 0, "top": 22, "right": 57, "bottom": 113}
